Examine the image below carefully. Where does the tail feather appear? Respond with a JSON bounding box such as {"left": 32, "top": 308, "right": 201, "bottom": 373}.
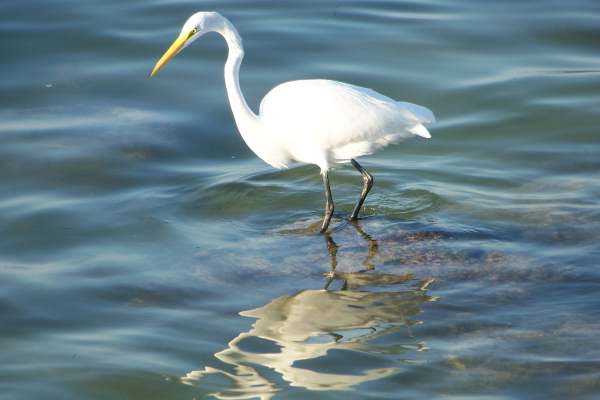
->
{"left": 409, "top": 124, "right": 431, "bottom": 139}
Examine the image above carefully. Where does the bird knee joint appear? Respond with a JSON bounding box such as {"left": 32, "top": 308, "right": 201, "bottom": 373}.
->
{"left": 364, "top": 174, "right": 374, "bottom": 187}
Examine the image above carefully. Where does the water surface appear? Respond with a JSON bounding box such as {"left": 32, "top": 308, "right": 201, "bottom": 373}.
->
{"left": 1, "top": 0, "right": 600, "bottom": 399}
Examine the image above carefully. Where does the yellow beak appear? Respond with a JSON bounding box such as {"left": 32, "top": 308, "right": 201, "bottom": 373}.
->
{"left": 150, "top": 31, "right": 192, "bottom": 77}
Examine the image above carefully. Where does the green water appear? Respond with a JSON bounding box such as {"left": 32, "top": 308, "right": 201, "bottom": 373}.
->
{"left": 1, "top": 0, "right": 600, "bottom": 399}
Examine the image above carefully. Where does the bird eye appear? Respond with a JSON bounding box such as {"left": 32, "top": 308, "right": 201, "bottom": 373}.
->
{"left": 187, "top": 28, "right": 198, "bottom": 39}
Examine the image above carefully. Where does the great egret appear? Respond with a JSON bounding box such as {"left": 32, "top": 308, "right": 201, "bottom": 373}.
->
{"left": 150, "top": 12, "right": 435, "bottom": 233}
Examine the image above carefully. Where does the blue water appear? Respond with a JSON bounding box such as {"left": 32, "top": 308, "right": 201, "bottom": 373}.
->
{"left": 1, "top": 0, "right": 600, "bottom": 399}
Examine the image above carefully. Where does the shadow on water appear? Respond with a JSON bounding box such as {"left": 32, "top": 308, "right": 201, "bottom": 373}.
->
{"left": 182, "top": 222, "right": 437, "bottom": 399}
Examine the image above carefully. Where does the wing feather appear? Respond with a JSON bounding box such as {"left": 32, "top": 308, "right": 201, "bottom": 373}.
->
{"left": 259, "top": 80, "right": 435, "bottom": 165}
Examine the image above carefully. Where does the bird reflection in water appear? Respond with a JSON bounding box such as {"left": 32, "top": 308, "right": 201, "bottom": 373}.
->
{"left": 182, "top": 221, "right": 436, "bottom": 399}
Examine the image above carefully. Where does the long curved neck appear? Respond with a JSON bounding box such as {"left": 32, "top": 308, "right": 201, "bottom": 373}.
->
{"left": 214, "top": 19, "right": 258, "bottom": 135}
{"left": 210, "top": 16, "right": 288, "bottom": 169}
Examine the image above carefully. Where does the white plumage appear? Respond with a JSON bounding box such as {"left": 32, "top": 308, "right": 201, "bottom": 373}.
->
{"left": 259, "top": 79, "right": 435, "bottom": 171}
{"left": 150, "top": 12, "right": 435, "bottom": 233}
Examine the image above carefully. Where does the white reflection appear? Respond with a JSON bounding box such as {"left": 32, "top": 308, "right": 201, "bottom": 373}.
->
{"left": 182, "top": 223, "right": 436, "bottom": 399}
{"left": 183, "top": 286, "right": 435, "bottom": 399}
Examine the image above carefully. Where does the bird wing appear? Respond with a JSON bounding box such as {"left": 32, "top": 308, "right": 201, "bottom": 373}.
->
{"left": 259, "top": 79, "right": 435, "bottom": 163}
{"left": 396, "top": 101, "right": 436, "bottom": 124}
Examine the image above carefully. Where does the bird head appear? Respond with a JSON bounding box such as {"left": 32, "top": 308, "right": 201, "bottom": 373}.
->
{"left": 150, "top": 12, "right": 224, "bottom": 77}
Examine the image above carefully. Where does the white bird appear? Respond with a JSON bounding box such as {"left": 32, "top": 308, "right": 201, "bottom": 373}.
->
{"left": 150, "top": 12, "right": 435, "bottom": 233}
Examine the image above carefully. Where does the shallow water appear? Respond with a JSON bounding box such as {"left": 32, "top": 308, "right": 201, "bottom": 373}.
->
{"left": 2, "top": 0, "right": 600, "bottom": 399}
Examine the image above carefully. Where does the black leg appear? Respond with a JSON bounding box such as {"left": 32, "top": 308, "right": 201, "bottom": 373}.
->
{"left": 320, "top": 171, "right": 334, "bottom": 233}
{"left": 350, "top": 159, "right": 374, "bottom": 220}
